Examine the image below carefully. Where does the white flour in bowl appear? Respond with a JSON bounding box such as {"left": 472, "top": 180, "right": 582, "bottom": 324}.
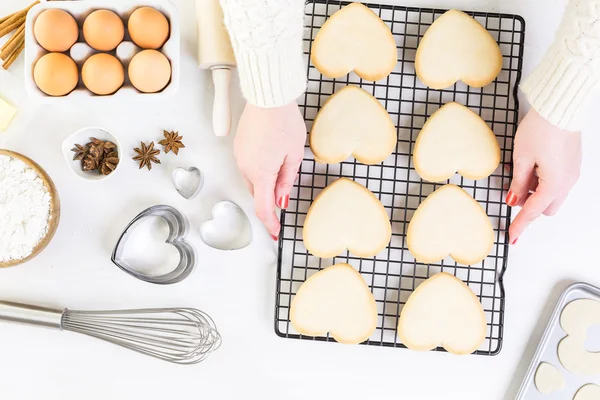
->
{"left": 0, "top": 155, "right": 52, "bottom": 262}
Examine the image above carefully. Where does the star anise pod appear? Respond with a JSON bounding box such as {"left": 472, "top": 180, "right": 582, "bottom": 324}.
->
{"left": 158, "top": 130, "right": 185, "bottom": 155}
{"left": 88, "top": 137, "right": 105, "bottom": 155}
{"left": 89, "top": 137, "right": 104, "bottom": 146}
{"left": 72, "top": 138, "right": 120, "bottom": 175}
{"left": 71, "top": 144, "right": 88, "bottom": 161}
{"left": 133, "top": 141, "right": 161, "bottom": 171}
{"left": 82, "top": 154, "right": 100, "bottom": 171}
{"left": 100, "top": 151, "right": 120, "bottom": 175}
{"left": 103, "top": 141, "right": 117, "bottom": 154}
{"left": 88, "top": 144, "right": 103, "bottom": 159}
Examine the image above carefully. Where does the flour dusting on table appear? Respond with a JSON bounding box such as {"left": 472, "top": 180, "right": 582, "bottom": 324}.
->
{"left": 0, "top": 155, "right": 51, "bottom": 262}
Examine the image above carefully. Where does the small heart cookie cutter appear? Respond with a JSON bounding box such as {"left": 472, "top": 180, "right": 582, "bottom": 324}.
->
{"left": 172, "top": 167, "right": 204, "bottom": 200}
{"left": 111, "top": 205, "right": 196, "bottom": 284}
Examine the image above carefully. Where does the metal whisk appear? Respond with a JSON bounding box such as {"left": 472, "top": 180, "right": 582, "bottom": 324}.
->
{"left": 0, "top": 301, "right": 221, "bottom": 364}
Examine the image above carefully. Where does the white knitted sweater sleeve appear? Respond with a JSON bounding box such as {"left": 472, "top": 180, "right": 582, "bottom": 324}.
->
{"left": 220, "top": 0, "right": 307, "bottom": 108}
{"left": 521, "top": 0, "right": 600, "bottom": 131}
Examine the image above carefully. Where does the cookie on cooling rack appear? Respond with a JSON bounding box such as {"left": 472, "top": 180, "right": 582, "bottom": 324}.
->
{"left": 407, "top": 184, "right": 494, "bottom": 265}
{"left": 303, "top": 178, "right": 391, "bottom": 258}
{"left": 398, "top": 272, "right": 487, "bottom": 355}
{"left": 309, "top": 85, "right": 396, "bottom": 165}
{"left": 416, "top": 9, "right": 502, "bottom": 89}
{"left": 414, "top": 102, "right": 500, "bottom": 182}
{"left": 291, "top": 263, "right": 377, "bottom": 345}
{"left": 311, "top": 2, "right": 397, "bottom": 81}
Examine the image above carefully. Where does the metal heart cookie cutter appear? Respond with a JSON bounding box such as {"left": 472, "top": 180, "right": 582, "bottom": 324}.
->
{"left": 111, "top": 205, "right": 196, "bottom": 284}
{"left": 172, "top": 167, "right": 204, "bottom": 200}
{"left": 199, "top": 201, "right": 253, "bottom": 251}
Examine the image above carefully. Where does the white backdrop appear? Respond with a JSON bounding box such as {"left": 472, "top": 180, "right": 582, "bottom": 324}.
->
{"left": 0, "top": 0, "right": 599, "bottom": 399}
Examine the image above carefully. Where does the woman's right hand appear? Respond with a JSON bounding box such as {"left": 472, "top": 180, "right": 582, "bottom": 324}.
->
{"left": 506, "top": 109, "right": 582, "bottom": 244}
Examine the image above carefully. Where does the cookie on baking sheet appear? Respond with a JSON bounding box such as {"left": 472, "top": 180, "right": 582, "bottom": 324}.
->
{"left": 557, "top": 299, "right": 600, "bottom": 375}
{"left": 574, "top": 385, "right": 600, "bottom": 400}
{"left": 414, "top": 102, "right": 500, "bottom": 182}
{"left": 291, "top": 263, "right": 377, "bottom": 345}
{"left": 303, "top": 178, "right": 391, "bottom": 258}
{"left": 534, "top": 363, "right": 565, "bottom": 395}
{"left": 310, "top": 85, "right": 396, "bottom": 165}
{"left": 311, "top": 2, "right": 397, "bottom": 81}
{"left": 397, "top": 272, "right": 486, "bottom": 355}
{"left": 416, "top": 9, "right": 502, "bottom": 89}
{"left": 407, "top": 184, "right": 494, "bottom": 265}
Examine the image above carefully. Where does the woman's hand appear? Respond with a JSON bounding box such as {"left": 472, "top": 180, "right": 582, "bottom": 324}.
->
{"left": 506, "top": 109, "right": 582, "bottom": 244}
{"left": 234, "top": 102, "right": 307, "bottom": 240}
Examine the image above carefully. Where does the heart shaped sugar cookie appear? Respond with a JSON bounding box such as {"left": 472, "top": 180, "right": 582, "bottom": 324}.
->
{"left": 414, "top": 102, "right": 500, "bottom": 182}
{"left": 310, "top": 86, "right": 396, "bottom": 165}
{"left": 534, "top": 363, "right": 565, "bottom": 395}
{"left": 574, "top": 385, "right": 600, "bottom": 400}
{"left": 291, "top": 263, "right": 377, "bottom": 344}
{"left": 397, "top": 272, "right": 486, "bottom": 355}
{"left": 407, "top": 185, "right": 494, "bottom": 265}
{"left": 311, "top": 3, "right": 397, "bottom": 81}
{"left": 416, "top": 10, "right": 502, "bottom": 89}
{"left": 303, "top": 178, "right": 391, "bottom": 258}
{"left": 558, "top": 299, "right": 600, "bottom": 375}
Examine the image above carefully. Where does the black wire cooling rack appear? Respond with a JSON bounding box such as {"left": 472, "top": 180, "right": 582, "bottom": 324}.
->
{"left": 275, "top": 0, "right": 525, "bottom": 356}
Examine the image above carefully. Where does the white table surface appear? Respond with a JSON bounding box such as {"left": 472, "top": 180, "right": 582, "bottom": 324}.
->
{"left": 1, "top": 0, "right": 599, "bottom": 399}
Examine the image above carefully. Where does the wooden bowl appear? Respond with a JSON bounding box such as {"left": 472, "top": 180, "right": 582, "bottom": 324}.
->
{"left": 0, "top": 150, "right": 61, "bottom": 268}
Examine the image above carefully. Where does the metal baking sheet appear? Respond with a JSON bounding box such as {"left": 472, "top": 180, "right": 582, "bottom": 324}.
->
{"left": 516, "top": 282, "right": 600, "bottom": 399}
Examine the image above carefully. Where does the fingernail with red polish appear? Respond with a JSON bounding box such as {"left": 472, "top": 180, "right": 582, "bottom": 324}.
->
{"left": 506, "top": 191, "right": 518, "bottom": 207}
{"left": 278, "top": 195, "right": 289, "bottom": 209}
{"left": 271, "top": 235, "right": 279, "bottom": 241}
{"left": 510, "top": 237, "right": 519, "bottom": 245}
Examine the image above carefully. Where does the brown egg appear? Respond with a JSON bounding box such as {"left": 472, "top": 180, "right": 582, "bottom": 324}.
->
{"left": 128, "top": 7, "right": 170, "bottom": 49}
{"left": 82, "top": 54, "right": 124, "bottom": 95}
{"left": 83, "top": 10, "right": 125, "bottom": 51}
{"left": 128, "top": 50, "right": 171, "bottom": 93}
{"left": 33, "top": 9, "right": 79, "bottom": 52}
{"left": 33, "top": 53, "right": 79, "bottom": 97}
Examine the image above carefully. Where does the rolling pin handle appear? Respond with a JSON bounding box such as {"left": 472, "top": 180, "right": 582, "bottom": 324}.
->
{"left": 212, "top": 67, "right": 232, "bottom": 137}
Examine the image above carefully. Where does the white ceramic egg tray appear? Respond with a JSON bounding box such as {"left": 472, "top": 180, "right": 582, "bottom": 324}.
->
{"left": 24, "top": 0, "right": 180, "bottom": 102}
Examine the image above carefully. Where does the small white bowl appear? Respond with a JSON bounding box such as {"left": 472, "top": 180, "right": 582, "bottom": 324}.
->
{"left": 61, "top": 127, "right": 122, "bottom": 181}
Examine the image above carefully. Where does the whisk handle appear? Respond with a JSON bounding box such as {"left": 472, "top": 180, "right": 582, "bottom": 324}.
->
{"left": 0, "top": 301, "right": 63, "bottom": 329}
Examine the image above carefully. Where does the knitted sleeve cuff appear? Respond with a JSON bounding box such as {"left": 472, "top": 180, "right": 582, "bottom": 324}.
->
{"left": 233, "top": 39, "right": 307, "bottom": 108}
{"left": 521, "top": 43, "right": 600, "bottom": 131}
{"left": 220, "top": 0, "right": 307, "bottom": 108}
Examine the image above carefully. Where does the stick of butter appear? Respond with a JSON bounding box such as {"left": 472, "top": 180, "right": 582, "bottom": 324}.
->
{"left": 0, "top": 97, "right": 17, "bottom": 131}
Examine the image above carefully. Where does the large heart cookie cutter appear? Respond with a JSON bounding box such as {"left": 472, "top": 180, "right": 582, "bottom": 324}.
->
{"left": 111, "top": 205, "right": 196, "bottom": 284}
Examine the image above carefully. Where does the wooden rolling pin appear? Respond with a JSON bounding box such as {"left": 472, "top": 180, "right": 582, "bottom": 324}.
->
{"left": 195, "top": 0, "right": 237, "bottom": 137}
